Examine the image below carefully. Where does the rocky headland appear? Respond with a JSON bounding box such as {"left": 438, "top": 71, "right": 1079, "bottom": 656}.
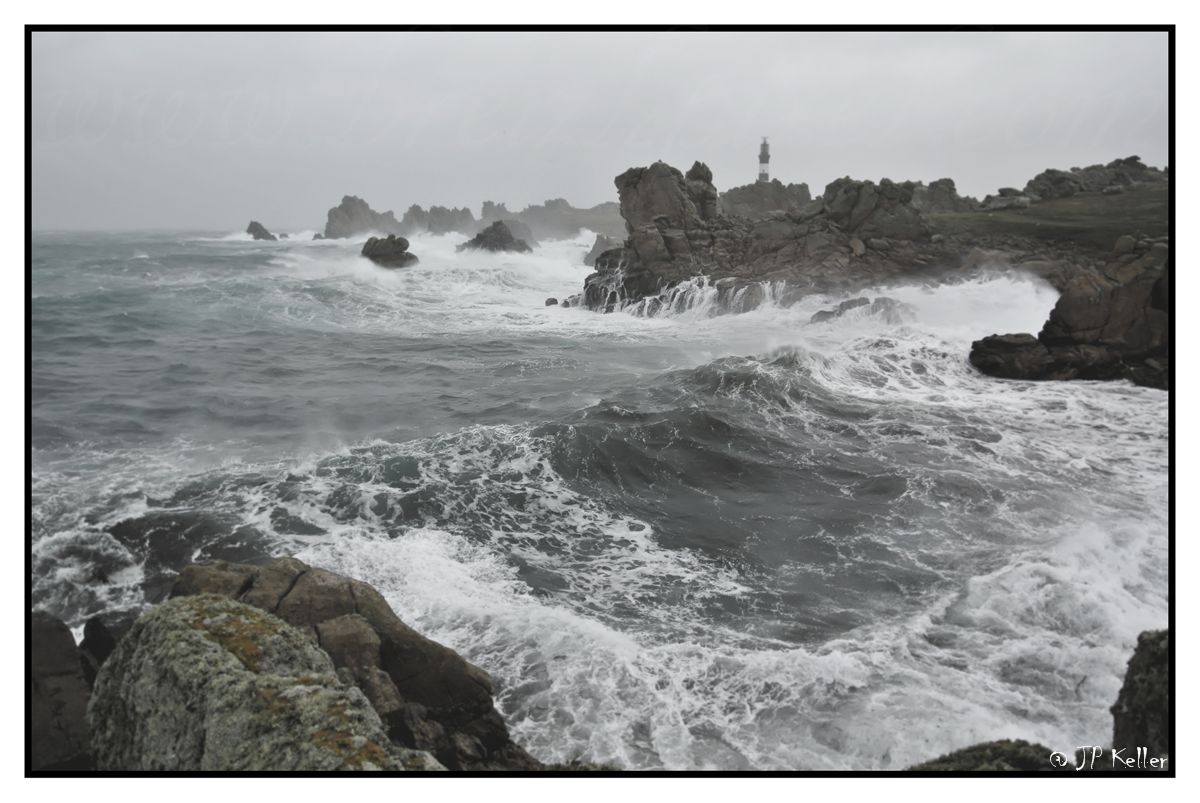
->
{"left": 573, "top": 155, "right": 1168, "bottom": 390}
{"left": 969, "top": 234, "right": 1169, "bottom": 388}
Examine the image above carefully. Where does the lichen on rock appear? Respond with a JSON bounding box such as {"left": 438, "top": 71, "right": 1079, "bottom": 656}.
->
{"left": 87, "top": 594, "right": 442, "bottom": 771}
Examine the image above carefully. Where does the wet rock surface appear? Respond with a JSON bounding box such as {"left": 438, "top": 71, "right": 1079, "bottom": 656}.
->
{"left": 31, "top": 611, "right": 93, "bottom": 769}
{"left": 171, "top": 558, "right": 541, "bottom": 769}
{"left": 456, "top": 221, "right": 533, "bottom": 254}
{"left": 88, "top": 594, "right": 441, "bottom": 770}
{"left": 362, "top": 234, "right": 419, "bottom": 268}
{"left": 970, "top": 236, "right": 1169, "bottom": 389}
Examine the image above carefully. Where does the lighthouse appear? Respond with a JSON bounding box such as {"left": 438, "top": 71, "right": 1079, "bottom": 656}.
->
{"left": 757, "top": 137, "right": 770, "bottom": 183}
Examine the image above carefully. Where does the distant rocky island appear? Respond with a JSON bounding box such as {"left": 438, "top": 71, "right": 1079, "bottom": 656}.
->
{"left": 313, "top": 194, "right": 625, "bottom": 242}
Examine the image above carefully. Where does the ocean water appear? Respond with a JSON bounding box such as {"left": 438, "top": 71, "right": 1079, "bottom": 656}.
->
{"left": 31, "top": 229, "right": 1168, "bottom": 770}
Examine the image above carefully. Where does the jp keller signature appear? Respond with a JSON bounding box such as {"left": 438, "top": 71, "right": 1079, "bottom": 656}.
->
{"left": 1049, "top": 747, "right": 1169, "bottom": 771}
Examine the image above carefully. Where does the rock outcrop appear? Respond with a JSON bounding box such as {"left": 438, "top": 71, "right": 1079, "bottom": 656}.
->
{"left": 246, "top": 221, "right": 277, "bottom": 241}
{"left": 509, "top": 198, "right": 625, "bottom": 241}
{"left": 88, "top": 595, "right": 441, "bottom": 771}
{"left": 170, "top": 558, "right": 540, "bottom": 770}
{"left": 719, "top": 179, "right": 813, "bottom": 219}
{"left": 323, "top": 196, "right": 405, "bottom": 239}
{"left": 908, "top": 739, "right": 1057, "bottom": 771}
{"left": 456, "top": 221, "right": 533, "bottom": 254}
{"left": 910, "top": 178, "right": 979, "bottom": 213}
{"left": 969, "top": 235, "right": 1169, "bottom": 388}
{"left": 31, "top": 611, "right": 92, "bottom": 770}
{"left": 361, "top": 235, "right": 419, "bottom": 268}
{"left": 1111, "top": 630, "right": 1169, "bottom": 760}
{"left": 582, "top": 234, "right": 623, "bottom": 267}
{"left": 581, "top": 160, "right": 943, "bottom": 313}
{"left": 1024, "top": 156, "right": 1168, "bottom": 201}
{"left": 401, "top": 204, "right": 477, "bottom": 236}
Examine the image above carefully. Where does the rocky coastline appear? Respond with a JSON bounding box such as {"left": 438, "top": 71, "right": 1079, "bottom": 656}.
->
{"left": 572, "top": 155, "right": 1168, "bottom": 390}
{"left": 31, "top": 571, "right": 1170, "bottom": 771}
{"left": 32, "top": 558, "right": 546, "bottom": 771}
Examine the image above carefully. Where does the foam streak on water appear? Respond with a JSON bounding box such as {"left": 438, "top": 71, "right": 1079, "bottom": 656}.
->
{"left": 31, "top": 229, "right": 1166, "bottom": 770}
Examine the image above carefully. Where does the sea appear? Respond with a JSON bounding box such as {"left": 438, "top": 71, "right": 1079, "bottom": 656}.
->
{"left": 30, "top": 229, "right": 1168, "bottom": 770}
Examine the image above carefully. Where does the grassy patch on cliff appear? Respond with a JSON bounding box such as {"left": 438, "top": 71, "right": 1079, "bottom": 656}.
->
{"left": 927, "top": 184, "right": 1168, "bottom": 251}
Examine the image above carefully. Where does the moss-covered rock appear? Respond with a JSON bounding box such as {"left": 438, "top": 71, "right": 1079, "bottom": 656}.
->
{"left": 87, "top": 594, "right": 443, "bottom": 771}
{"left": 1112, "top": 630, "right": 1170, "bottom": 759}
{"left": 908, "top": 739, "right": 1058, "bottom": 771}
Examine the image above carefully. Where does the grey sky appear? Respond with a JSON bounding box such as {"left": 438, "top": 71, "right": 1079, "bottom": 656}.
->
{"left": 32, "top": 30, "right": 1169, "bottom": 231}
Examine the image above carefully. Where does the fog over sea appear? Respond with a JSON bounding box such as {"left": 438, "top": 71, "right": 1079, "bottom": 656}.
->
{"left": 31, "top": 229, "right": 1168, "bottom": 770}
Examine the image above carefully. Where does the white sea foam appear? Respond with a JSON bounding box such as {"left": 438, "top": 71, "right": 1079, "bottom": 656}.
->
{"left": 32, "top": 235, "right": 1167, "bottom": 770}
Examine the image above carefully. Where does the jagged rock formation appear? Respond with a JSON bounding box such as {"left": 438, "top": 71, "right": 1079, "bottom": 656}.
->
{"left": 323, "top": 196, "right": 405, "bottom": 239}
{"left": 719, "top": 178, "right": 813, "bottom": 219}
{"left": 910, "top": 178, "right": 979, "bottom": 213}
{"left": 1024, "top": 156, "right": 1168, "bottom": 200}
{"left": 581, "top": 159, "right": 943, "bottom": 312}
{"left": 969, "top": 235, "right": 1169, "bottom": 388}
{"left": 246, "top": 221, "right": 277, "bottom": 241}
{"left": 511, "top": 198, "right": 625, "bottom": 240}
{"left": 170, "top": 558, "right": 540, "bottom": 770}
{"left": 361, "top": 235, "right": 419, "bottom": 268}
{"left": 479, "top": 200, "right": 512, "bottom": 222}
{"left": 583, "top": 233, "right": 623, "bottom": 267}
{"left": 88, "top": 594, "right": 441, "bottom": 771}
{"left": 31, "top": 611, "right": 93, "bottom": 769}
{"left": 822, "top": 176, "right": 931, "bottom": 241}
{"left": 402, "top": 204, "right": 477, "bottom": 236}
{"left": 1111, "top": 630, "right": 1169, "bottom": 760}
{"left": 456, "top": 221, "right": 533, "bottom": 254}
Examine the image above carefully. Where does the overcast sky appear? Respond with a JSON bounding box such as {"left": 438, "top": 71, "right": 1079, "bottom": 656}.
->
{"left": 31, "top": 30, "right": 1169, "bottom": 231}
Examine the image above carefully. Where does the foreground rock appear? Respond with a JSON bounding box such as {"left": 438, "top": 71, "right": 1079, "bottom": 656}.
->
{"left": 909, "top": 739, "right": 1056, "bottom": 771}
{"left": 88, "top": 595, "right": 440, "bottom": 771}
{"left": 457, "top": 221, "right": 533, "bottom": 254}
{"left": 969, "top": 236, "right": 1169, "bottom": 388}
{"left": 361, "top": 235, "right": 419, "bottom": 268}
{"left": 324, "top": 196, "right": 406, "bottom": 239}
{"left": 31, "top": 611, "right": 92, "bottom": 769}
{"left": 582, "top": 159, "right": 945, "bottom": 312}
{"left": 246, "top": 220, "right": 277, "bottom": 241}
{"left": 171, "top": 558, "right": 540, "bottom": 770}
{"left": 1112, "top": 630, "right": 1169, "bottom": 759}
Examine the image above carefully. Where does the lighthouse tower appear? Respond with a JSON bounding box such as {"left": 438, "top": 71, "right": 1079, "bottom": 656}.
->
{"left": 758, "top": 137, "right": 770, "bottom": 183}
